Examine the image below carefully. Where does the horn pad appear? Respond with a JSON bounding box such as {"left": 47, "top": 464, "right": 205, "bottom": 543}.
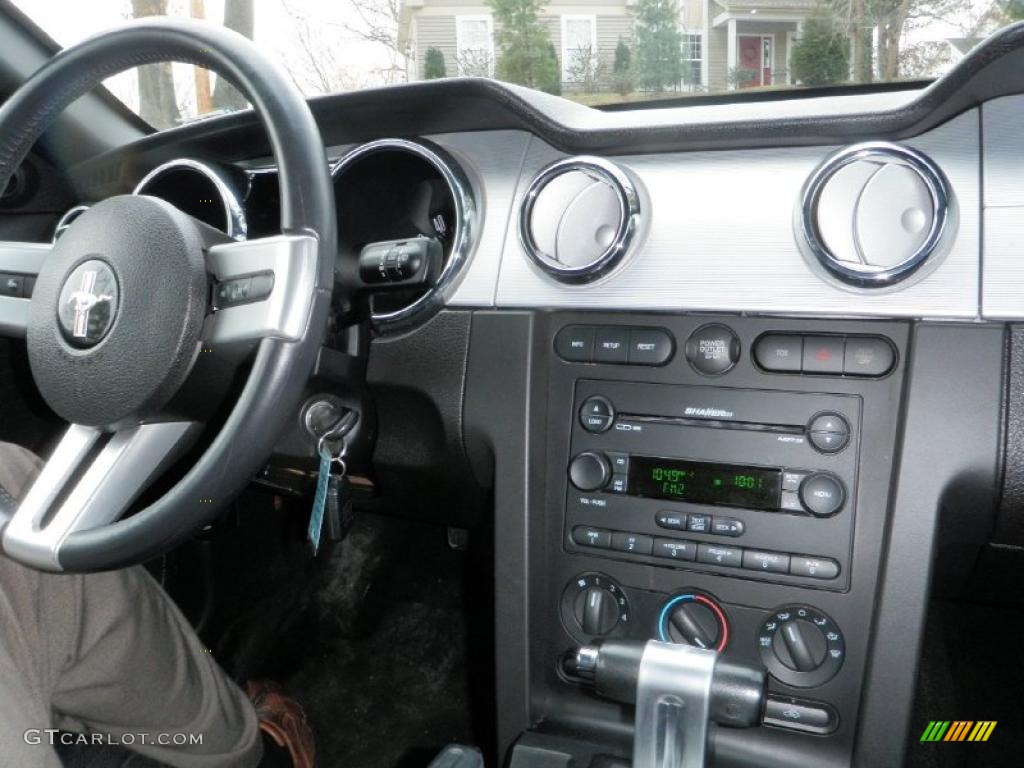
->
{"left": 27, "top": 195, "right": 208, "bottom": 427}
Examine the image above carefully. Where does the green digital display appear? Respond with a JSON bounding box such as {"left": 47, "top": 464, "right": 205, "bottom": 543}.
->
{"left": 628, "top": 456, "right": 781, "bottom": 510}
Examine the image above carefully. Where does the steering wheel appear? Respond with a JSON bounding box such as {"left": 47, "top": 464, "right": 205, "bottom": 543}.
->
{"left": 0, "top": 20, "right": 336, "bottom": 572}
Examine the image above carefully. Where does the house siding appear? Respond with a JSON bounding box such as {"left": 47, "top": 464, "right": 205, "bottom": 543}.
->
{"left": 416, "top": 15, "right": 458, "bottom": 79}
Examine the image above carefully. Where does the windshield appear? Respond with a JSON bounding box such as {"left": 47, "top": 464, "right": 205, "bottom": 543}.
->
{"left": 12, "top": 0, "right": 1022, "bottom": 130}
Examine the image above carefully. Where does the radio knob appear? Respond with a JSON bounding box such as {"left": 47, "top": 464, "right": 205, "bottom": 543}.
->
{"left": 569, "top": 451, "right": 611, "bottom": 491}
{"left": 798, "top": 473, "right": 846, "bottom": 517}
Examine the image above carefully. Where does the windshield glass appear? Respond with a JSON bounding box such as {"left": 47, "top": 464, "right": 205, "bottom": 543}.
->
{"left": 12, "top": 0, "right": 1021, "bottom": 130}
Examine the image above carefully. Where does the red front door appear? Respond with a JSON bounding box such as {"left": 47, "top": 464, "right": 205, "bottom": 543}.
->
{"left": 738, "top": 35, "right": 772, "bottom": 88}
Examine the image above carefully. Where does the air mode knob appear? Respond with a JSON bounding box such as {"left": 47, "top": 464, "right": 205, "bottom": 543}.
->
{"left": 569, "top": 451, "right": 611, "bottom": 491}
{"left": 758, "top": 605, "right": 845, "bottom": 688}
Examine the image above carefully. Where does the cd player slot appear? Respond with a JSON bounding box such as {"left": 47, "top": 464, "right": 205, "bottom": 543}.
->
{"left": 619, "top": 413, "right": 805, "bottom": 435}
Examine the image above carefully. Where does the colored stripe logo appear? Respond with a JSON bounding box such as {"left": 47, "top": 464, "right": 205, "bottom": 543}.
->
{"left": 920, "top": 721, "right": 997, "bottom": 742}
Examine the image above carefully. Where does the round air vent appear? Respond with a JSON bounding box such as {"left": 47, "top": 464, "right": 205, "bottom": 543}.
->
{"left": 796, "top": 142, "right": 956, "bottom": 289}
{"left": 520, "top": 156, "right": 640, "bottom": 284}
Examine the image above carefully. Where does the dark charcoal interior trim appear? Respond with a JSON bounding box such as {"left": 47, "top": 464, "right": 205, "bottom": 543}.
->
{"left": 69, "top": 20, "right": 1024, "bottom": 182}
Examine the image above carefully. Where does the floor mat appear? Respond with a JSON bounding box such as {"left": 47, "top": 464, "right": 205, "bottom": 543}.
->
{"left": 268, "top": 512, "right": 494, "bottom": 768}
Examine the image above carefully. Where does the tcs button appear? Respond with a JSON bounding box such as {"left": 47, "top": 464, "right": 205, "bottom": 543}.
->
{"left": 685, "top": 324, "right": 740, "bottom": 375}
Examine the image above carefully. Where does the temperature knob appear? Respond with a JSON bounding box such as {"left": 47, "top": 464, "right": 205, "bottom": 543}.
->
{"left": 757, "top": 605, "right": 844, "bottom": 688}
{"left": 657, "top": 592, "right": 729, "bottom": 652}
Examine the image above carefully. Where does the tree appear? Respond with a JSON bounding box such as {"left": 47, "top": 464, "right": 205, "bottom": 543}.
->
{"left": 791, "top": 7, "right": 850, "bottom": 86}
{"left": 340, "top": 0, "right": 410, "bottom": 84}
{"left": 634, "top": 0, "right": 684, "bottom": 91}
{"left": 487, "top": 0, "right": 560, "bottom": 94}
{"left": 565, "top": 45, "right": 603, "bottom": 93}
{"left": 612, "top": 38, "right": 634, "bottom": 96}
{"left": 999, "top": 0, "right": 1024, "bottom": 19}
{"left": 129, "top": 0, "right": 180, "bottom": 128}
{"left": 190, "top": 0, "right": 213, "bottom": 113}
{"left": 424, "top": 48, "right": 447, "bottom": 79}
{"left": 212, "top": 0, "right": 252, "bottom": 110}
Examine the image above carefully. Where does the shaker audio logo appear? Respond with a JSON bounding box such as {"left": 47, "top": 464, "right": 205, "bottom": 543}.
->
{"left": 920, "top": 721, "right": 997, "bottom": 742}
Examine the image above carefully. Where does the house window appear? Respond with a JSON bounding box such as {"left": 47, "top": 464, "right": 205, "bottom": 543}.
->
{"left": 681, "top": 33, "right": 702, "bottom": 86}
{"left": 561, "top": 15, "right": 597, "bottom": 82}
{"left": 455, "top": 15, "right": 493, "bottom": 77}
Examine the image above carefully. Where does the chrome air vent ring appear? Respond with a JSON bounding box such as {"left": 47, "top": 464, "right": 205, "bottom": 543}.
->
{"left": 133, "top": 158, "right": 247, "bottom": 240}
{"left": 796, "top": 142, "right": 955, "bottom": 289}
{"left": 520, "top": 156, "right": 640, "bottom": 284}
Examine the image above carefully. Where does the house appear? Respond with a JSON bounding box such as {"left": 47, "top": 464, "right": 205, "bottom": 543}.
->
{"left": 397, "top": 0, "right": 818, "bottom": 94}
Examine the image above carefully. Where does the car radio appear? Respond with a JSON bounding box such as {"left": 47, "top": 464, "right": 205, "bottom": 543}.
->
{"left": 563, "top": 380, "right": 860, "bottom": 590}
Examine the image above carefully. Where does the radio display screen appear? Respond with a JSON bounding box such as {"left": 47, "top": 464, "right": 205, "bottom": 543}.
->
{"left": 628, "top": 456, "right": 781, "bottom": 510}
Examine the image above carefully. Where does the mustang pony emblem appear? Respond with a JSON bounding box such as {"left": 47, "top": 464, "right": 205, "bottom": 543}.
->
{"left": 66, "top": 269, "right": 114, "bottom": 338}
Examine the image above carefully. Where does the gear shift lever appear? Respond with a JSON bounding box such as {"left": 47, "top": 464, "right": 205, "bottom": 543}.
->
{"left": 567, "top": 639, "right": 765, "bottom": 768}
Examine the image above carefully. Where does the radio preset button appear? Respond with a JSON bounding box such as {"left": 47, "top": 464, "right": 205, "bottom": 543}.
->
{"left": 799, "top": 474, "right": 846, "bottom": 517}
{"left": 656, "top": 511, "right": 687, "bottom": 530}
{"left": 697, "top": 544, "right": 743, "bottom": 568}
{"left": 789, "top": 556, "right": 840, "bottom": 580}
{"left": 754, "top": 334, "right": 803, "bottom": 373}
{"left": 611, "top": 532, "right": 653, "bottom": 556}
{"left": 685, "top": 324, "right": 740, "bottom": 375}
{"left": 711, "top": 517, "right": 745, "bottom": 537}
{"left": 653, "top": 538, "right": 697, "bottom": 561}
{"left": 568, "top": 452, "right": 611, "bottom": 492}
{"left": 579, "top": 396, "right": 614, "bottom": 433}
{"left": 572, "top": 525, "right": 611, "bottom": 549}
{"left": 687, "top": 514, "right": 711, "bottom": 533}
{"left": 594, "top": 327, "right": 630, "bottom": 363}
{"left": 743, "top": 550, "right": 791, "bottom": 573}
{"left": 555, "top": 325, "right": 595, "bottom": 362}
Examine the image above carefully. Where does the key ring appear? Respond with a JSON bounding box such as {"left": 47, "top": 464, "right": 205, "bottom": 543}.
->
{"left": 317, "top": 433, "right": 348, "bottom": 477}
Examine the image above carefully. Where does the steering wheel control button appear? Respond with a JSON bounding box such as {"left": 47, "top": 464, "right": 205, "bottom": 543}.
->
{"left": 568, "top": 452, "right": 611, "bottom": 491}
{"left": 799, "top": 473, "right": 846, "bottom": 517}
{"left": 685, "top": 324, "right": 740, "bottom": 375}
{"left": 807, "top": 412, "right": 850, "bottom": 454}
{"left": 627, "top": 328, "right": 675, "bottom": 366}
{"left": 789, "top": 556, "right": 840, "bottom": 580}
{"left": 763, "top": 695, "right": 838, "bottom": 735}
{"left": 555, "top": 325, "right": 595, "bottom": 362}
{"left": 758, "top": 606, "right": 845, "bottom": 688}
{"left": 802, "top": 336, "right": 843, "bottom": 374}
{"left": 572, "top": 525, "right": 611, "bottom": 549}
{"left": 594, "top": 327, "right": 629, "bottom": 364}
{"left": 843, "top": 336, "right": 895, "bottom": 376}
{"left": 742, "top": 550, "right": 791, "bottom": 574}
{"left": 653, "top": 538, "right": 697, "bottom": 561}
{"left": 579, "top": 396, "right": 614, "bottom": 433}
{"left": 754, "top": 334, "right": 803, "bottom": 373}
{"left": 1, "top": 273, "right": 26, "bottom": 297}
{"left": 611, "top": 532, "right": 653, "bottom": 556}
{"left": 655, "top": 511, "right": 687, "bottom": 530}
{"left": 57, "top": 259, "right": 119, "bottom": 348}
{"left": 697, "top": 543, "right": 743, "bottom": 568}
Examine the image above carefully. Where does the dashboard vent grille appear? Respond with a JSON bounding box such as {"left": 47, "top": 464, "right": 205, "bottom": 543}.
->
{"left": 519, "top": 156, "right": 640, "bottom": 284}
{"left": 797, "top": 142, "right": 955, "bottom": 289}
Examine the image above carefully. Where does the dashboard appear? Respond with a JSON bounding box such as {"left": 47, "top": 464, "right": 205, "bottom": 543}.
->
{"left": 6, "top": 21, "right": 1024, "bottom": 768}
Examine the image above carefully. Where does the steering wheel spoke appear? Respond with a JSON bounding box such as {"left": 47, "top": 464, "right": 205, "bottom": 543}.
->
{"left": 203, "top": 234, "right": 320, "bottom": 348}
{"left": 0, "top": 240, "right": 49, "bottom": 336}
{"left": 1, "top": 421, "right": 200, "bottom": 571}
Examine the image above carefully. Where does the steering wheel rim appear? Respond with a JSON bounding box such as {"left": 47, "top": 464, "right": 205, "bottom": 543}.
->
{"left": 0, "top": 19, "right": 336, "bottom": 572}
